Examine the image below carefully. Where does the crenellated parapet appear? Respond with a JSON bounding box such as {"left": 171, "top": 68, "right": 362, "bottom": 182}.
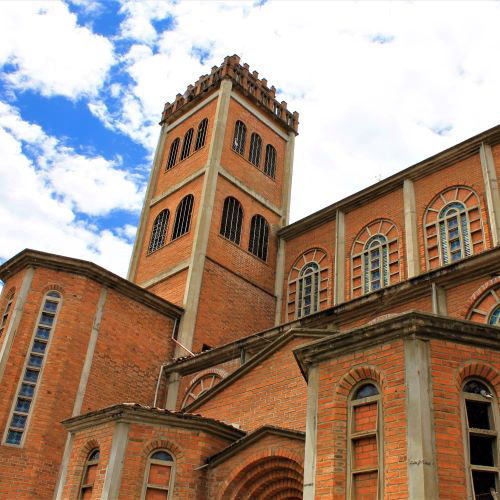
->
{"left": 160, "top": 54, "right": 299, "bottom": 134}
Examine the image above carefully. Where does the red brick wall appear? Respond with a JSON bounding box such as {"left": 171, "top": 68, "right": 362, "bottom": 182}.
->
{"left": 147, "top": 268, "right": 188, "bottom": 307}
{"left": 491, "top": 144, "right": 500, "bottom": 186}
{"left": 0, "top": 268, "right": 27, "bottom": 351}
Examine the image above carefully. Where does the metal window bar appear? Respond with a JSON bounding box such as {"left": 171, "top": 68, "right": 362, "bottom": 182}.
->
{"left": 248, "top": 133, "right": 262, "bottom": 167}
{"left": 264, "top": 145, "right": 276, "bottom": 178}
{"left": 172, "top": 195, "right": 194, "bottom": 240}
{"left": 220, "top": 197, "right": 243, "bottom": 244}
{"left": 180, "top": 128, "right": 194, "bottom": 161}
{"left": 363, "top": 236, "right": 389, "bottom": 294}
{"left": 232, "top": 120, "right": 246, "bottom": 155}
{"left": 148, "top": 210, "right": 170, "bottom": 254}
{"left": 438, "top": 202, "right": 470, "bottom": 265}
{"left": 194, "top": 119, "right": 208, "bottom": 151}
{"left": 166, "top": 138, "right": 180, "bottom": 170}
{"left": 248, "top": 215, "right": 269, "bottom": 261}
{"left": 0, "top": 292, "right": 14, "bottom": 337}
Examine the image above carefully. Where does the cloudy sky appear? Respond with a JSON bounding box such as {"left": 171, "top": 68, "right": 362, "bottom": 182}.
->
{"left": 1, "top": 0, "right": 500, "bottom": 280}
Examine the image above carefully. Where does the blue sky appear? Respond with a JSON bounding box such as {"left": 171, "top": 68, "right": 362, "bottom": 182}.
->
{"left": 1, "top": 0, "right": 500, "bottom": 280}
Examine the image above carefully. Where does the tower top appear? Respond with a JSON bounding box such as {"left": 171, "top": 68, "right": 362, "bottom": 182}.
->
{"left": 160, "top": 54, "right": 299, "bottom": 134}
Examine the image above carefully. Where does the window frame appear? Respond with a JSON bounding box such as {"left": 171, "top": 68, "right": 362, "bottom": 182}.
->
{"left": 248, "top": 132, "right": 262, "bottom": 167}
{"left": 79, "top": 448, "right": 100, "bottom": 500}
{"left": 194, "top": 118, "right": 208, "bottom": 151}
{"left": 438, "top": 201, "right": 471, "bottom": 265}
{"left": 179, "top": 128, "right": 194, "bottom": 161}
{"left": 147, "top": 209, "right": 170, "bottom": 254}
{"left": 219, "top": 196, "right": 243, "bottom": 245}
{"left": 181, "top": 373, "right": 222, "bottom": 408}
{"left": 296, "top": 262, "right": 320, "bottom": 319}
{"left": 0, "top": 290, "right": 15, "bottom": 337}
{"left": 171, "top": 195, "right": 194, "bottom": 241}
{"left": 264, "top": 144, "right": 277, "bottom": 179}
{"left": 141, "top": 449, "right": 176, "bottom": 500}
{"left": 166, "top": 137, "right": 180, "bottom": 170}
{"left": 232, "top": 120, "right": 247, "bottom": 155}
{"left": 362, "top": 235, "right": 389, "bottom": 294}
{"left": 248, "top": 214, "right": 269, "bottom": 262}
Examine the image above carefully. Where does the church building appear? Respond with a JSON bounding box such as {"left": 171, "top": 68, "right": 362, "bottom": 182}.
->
{"left": 0, "top": 54, "right": 500, "bottom": 499}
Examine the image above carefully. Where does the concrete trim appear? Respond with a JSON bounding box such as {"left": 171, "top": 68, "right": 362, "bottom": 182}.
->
{"left": 218, "top": 167, "right": 282, "bottom": 216}
{"left": 0, "top": 266, "right": 34, "bottom": 385}
{"left": 431, "top": 283, "right": 448, "bottom": 316}
{"left": 480, "top": 142, "right": 500, "bottom": 247}
{"left": 334, "top": 210, "right": 345, "bottom": 305}
{"left": 178, "top": 79, "right": 233, "bottom": 351}
{"left": 282, "top": 132, "right": 295, "bottom": 225}
{"left": 274, "top": 239, "right": 286, "bottom": 325}
{"left": 230, "top": 91, "right": 289, "bottom": 141}
{"left": 150, "top": 168, "right": 206, "bottom": 207}
{"left": 101, "top": 422, "right": 129, "bottom": 500}
{"left": 404, "top": 338, "right": 439, "bottom": 499}
{"left": 165, "top": 372, "right": 180, "bottom": 411}
{"left": 303, "top": 364, "right": 319, "bottom": 500}
{"left": 72, "top": 287, "right": 108, "bottom": 417}
{"left": 166, "top": 90, "right": 219, "bottom": 132}
{"left": 127, "top": 124, "right": 168, "bottom": 281}
{"left": 53, "top": 434, "right": 74, "bottom": 500}
{"left": 404, "top": 179, "right": 420, "bottom": 278}
{"left": 139, "top": 261, "right": 190, "bottom": 289}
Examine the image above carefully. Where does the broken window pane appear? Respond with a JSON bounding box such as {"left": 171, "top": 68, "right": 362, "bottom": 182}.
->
{"left": 472, "top": 470, "right": 496, "bottom": 499}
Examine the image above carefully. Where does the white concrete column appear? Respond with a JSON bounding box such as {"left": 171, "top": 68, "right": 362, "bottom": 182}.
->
{"left": 274, "top": 238, "right": 286, "bottom": 326}
{"left": 303, "top": 364, "right": 319, "bottom": 500}
{"left": 431, "top": 283, "right": 447, "bottom": 316}
{"left": 282, "top": 132, "right": 296, "bottom": 225}
{"left": 102, "top": 422, "right": 129, "bottom": 499}
{"left": 403, "top": 179, "right": 420, "bottom": 278}
{"left": 165, "top": 371, "right": 181, "bottom": 411}
{"left": 53, "top": 434, "right": 74, "bottom": 500}
{"left": 334, "top": 210, "right": 346, "bottom": 305}
{"left": 480, "top": 142, "right": 500, "bottom": 247}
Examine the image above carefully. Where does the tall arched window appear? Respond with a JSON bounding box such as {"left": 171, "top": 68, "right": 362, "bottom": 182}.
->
{"left": 4, "top": 291, "right": 62, "bottom": 446}
{"left": 347, "top": 383, "right": 383, "bottom": 499}
{"left": 467, "top": 283, "right": 500, "bottom": 325}
{"left": 80, "top": 449, "right": 100, "bottom": 499}
{"left": 363, "top": 235, "right": 389, "bottom": 293}
{"left": 264, "top": 144, "right": 277, "bottom": 178}
{"left": 142, "top": 450, "right": 175, "bottom": 499}
{"left": 462, "top": 379, "right": 499, "bottom": 498}
{"left": 232, "top": 120, "right": 246, "bottom": 155}
{"left": 424, "top": 186, "right": 484, "bottom": 270}
{"left": 171, "top": 195, "right": 194, "bottom": 240}
{"left": 194, "top": 118, "right": 208, "bottom": 151}
{"left": 179, "top": 128, "right": 194, "bottom": 161}
{"left": 297, "top": 262, "right": 320, "bottom": 318}
{"left": 248, "top": 214, "right": 269, "bottom": 261}
{"left": 0, "top": 290, "right": 15, "bottom": 337}
{"left": 166, "top": 138, "right": 180, "bottom": 170}
{"left": 490, "top": 305, "right": 500, "bottom": 326}
{"left": 248, "top": 133, "right": 262, "bottom": 167}
{"left": 148, "top": 209, "right": 170, "bottom": 254}
{"left": 220, "top": 197, "right": 243, "bottom": 244}
{"left": 182, "top": 373, "right": 223, "bottom": 408}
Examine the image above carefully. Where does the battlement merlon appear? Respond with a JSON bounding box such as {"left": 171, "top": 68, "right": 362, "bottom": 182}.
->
{"left": 159, "top": 54, "right": 299, "bottom": 134}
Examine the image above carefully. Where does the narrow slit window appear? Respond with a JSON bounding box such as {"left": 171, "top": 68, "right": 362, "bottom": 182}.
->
{"left": 180, "top": 128, "right": 194, "bottom": 161}
{"left": 194, "top": 118, "right": 208, "bottom": 151}
{"left": 439, "top": 202, "right": 471, "bottom": 264}
{"left": 232, "top": 120, "right": 246, "bottom": 155}
{"left": 297, "top": 262, "right": 320, "bottom": 319}
{"left": 166, "top": 138, "right": 180, "bottom": 170}
{"left": 0, "top": 290, "right": 15, "bottom": 337}
{"left": 148, "top": 209, "right": 170, "bottom": 254}
{"left": 363, "top": 235, "right": 389, "bottom": 294}
{"left": 264, "top": 144, "right": 277, "bottom": 179}
{"left": 80, "top": 449, "right": 99, "bottom": 499}
{"left": 248, "top": 214, "right": 269, "bottom": 261}
{"left": 248, "top": 133, "right": 262, "bottom": 167}
{"left": 220, "top": 197, "right": 243, "bottom": 244}
{"left": 143, "top": 450, "right": 175, "bottom": 499}
{"left": 171, "top": 195, "right": 194, "bottom": 240}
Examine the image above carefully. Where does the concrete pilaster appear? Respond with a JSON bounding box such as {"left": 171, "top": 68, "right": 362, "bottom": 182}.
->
{"left": 403, "top": 178, "right": 420, "bottom": 278}
{"left": 480, "top": 142, "right": 500, "bottom": 247}
{"left": 303, "top": 365, "right": 319, "bottom": 500}
{"left": 334, "top": 210, "right": 345, "bottom": 305}
{"left": 101, "top": 422, "right": 129, "bottom": 499}
{"left": 274, "top": 238, "right": 286, "bottom": 326}
{"left": 165, "top": 371, "right": 181, "bottom": 411}
{"left": 404, "top": 338, "right": 439, "bottom": 499}
{"left": 282, "top": 132, "right": 295, "bottom": 225}
{"left": 431, "top": 283, "right": 448, "bottom": 316}
{"left": 53, "top": 434, "right": 73, "bottom": 500}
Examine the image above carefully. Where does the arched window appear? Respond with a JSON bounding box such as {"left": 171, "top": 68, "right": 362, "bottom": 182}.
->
{"left": 462, "top": 379, "right": 499, "bottom": 498}
{"left": 424, "top": 186, "right": 484, "bottom": 270}
{"left": 264, "top": 144, "right": 277, "bottom": 179}
{"left": 220, "top": 197, "right": 243, "bottom": 244}
{"left": 5, "top": 291, "right": 62, "bottom": 446}
{"left": 248, "top": 133, "right": 262, "bottom": 167}
{"left": 347, "top": 383, "right": 383, "bottom": 499}
{"left": 297, "top": 262, "right": 320, "bottom": 318}
{"left": 166, "top": 138, "right": 180, "bottom": 170}
{"left": 232, "top": 120, "right": 246, "bottom": 155}
{"left": 171, "top": 195, "right": 194, "bottom": 241}
{"left": 142, "top": 450, "right": 175, "bottom": 499}
{"left": 490, "top": 305, "right": 500, "bottom": 326}
{"left": 248, "top": 214, "right": 269, "bottom": 261}
{"left": 148, "top": 209, "right": 170, "bottom": 254}
{"left": 0, "top": 290, "right": 15, "bottom": 337}
{"left": 194, "top": 118, "right": 208, "bottom": 151}
{"left": 351, "top": 220, "right": 400, "bottom": 298}
{"left": 182, "top": 373, "right": 223, "bottom": 408}
{"left": 179, "top": 128, "right": 194, "bottom": 161}
{"left": 80, "top": 449, "right": 100, "bottom": 499}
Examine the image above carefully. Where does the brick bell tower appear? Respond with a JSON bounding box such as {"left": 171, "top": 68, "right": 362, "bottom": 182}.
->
{"left": 127, "top": 55, "right": 299, "bottom": 353}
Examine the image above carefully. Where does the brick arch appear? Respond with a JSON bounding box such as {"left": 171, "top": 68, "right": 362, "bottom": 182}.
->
{"left": 463, "top": 277, "right": 500, "bottom": 323}
{"left": 42, "top": 283, "right": 65, "bottom": 294}
{"left": 78, "top": 439, "right": 101, "bottom": 462}
{"left": 67, "top": 439, "right": 101, "bottom": 498}
{"left": 456, "top": 361, "right": 500, "bottom": 396}
{"left": 335, "top": 365, "right": 385, "bottom": 400}
{"left": 142, "top": 438, "right": 183, "bottom": 460}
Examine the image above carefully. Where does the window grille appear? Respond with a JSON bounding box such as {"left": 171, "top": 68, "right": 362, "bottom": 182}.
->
{"left": 166, "top": 138, "right": 180, "bottom": 170}
{"left": 438, "top": 202, "right": 471, "bottom": 264}
{"left": 5, "top": 291, "right": 62, "bottom": 446}
{"left": 0, "top": 290, "right": 15, "bottom": 337}
{"left": 297, "top": 262, "right": 320, "bottom": 318}
{"left": 142, "top": 450, "right": 175, "bottom": 499}
{"left": 363, "top": 235, "right": 389, "bottom": 293}
{"left": 232, "top": 120, "right": 246, "bottom": 155}
{"left": 264, "top": 144, "right": 277, "bottom": 179}
{"left": 80, "top": 449, "right": 100, "bottom": 499}
{"left": 347, "top": 383, "right": 383, "bottom": 499}
{"left": 194, "top": 118, "right": 208, "bottom": 151}
{"left": 182, "top": 373, "right": 222, "bottom": 408}
{"left": 171, "top": 195, "right": 194, "bottom": 240}
{"left": 462, "top": 379, "right": 499, "bottom": 498}
{"left": 248, "top": 214, "right": 269, "bottom": 261}
{"left": 248, "top": 133, "right": 262, "bottom": 167}
{"left": 220, "top": 197, "right": 243, "bottom": 244}
{"left": 179, "top": 128, "right": 193, "bottom": 161}
{"left": 148, "top": 209, "right": 170, "bottom": 254}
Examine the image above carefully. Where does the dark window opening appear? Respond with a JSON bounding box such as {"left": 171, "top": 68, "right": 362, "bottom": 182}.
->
{"left": 166, "top": 138, "right": 180, "bottom": 170}
{"left": 354, "top": 383, "right": 379, "bottom": 400}
{"left": 264, "top": 144, "right": 277, "bottom": 178}
{"left": 472, "top": 471, "right": 497, "bottom": 499}
{"left": 248, "top": 133, "right": 262, "bottom": 167}
{"left": 220, "top": 197, "right": 243, "bottom": 244}
{"left": 194, "top": 118, "right": 208, "bottom": 151}
{"left": 467, "top": 400, "right": 492, "bottom": 430}
{"left": 148, "top": 210, "right": 170, "bottom": 254}
{"left": 201, "top": 344, "right": 212, "bottom": 352}
{"left": 470, "top": 435, "right": 495, "bottom": 467}
{"left": 180, "top": 128, "right": 194, "bottom": 160}
{"left": 172, "top": 195, "right": 194, "bottom": 240}
{"left": 248, "top": 214, "right": 269, "bottom": 261}
{"left": 232, "top": 120, "right": 246, "bottom": 155}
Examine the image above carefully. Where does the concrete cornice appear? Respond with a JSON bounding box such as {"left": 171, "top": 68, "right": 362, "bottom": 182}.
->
{"left": 62, "top": 403, "right": 245, "bottom": 442}
{"left": 206, "top": 425, "right": 305, "bottom": 468}
{"left": 0, "top": 249, "right": 183, "bottom": 319}
{"left": 294, "top": 311, "right": 500, "bottom": 381}
{"left": 279, "top": 124, "right": 500, "bottom": 240}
